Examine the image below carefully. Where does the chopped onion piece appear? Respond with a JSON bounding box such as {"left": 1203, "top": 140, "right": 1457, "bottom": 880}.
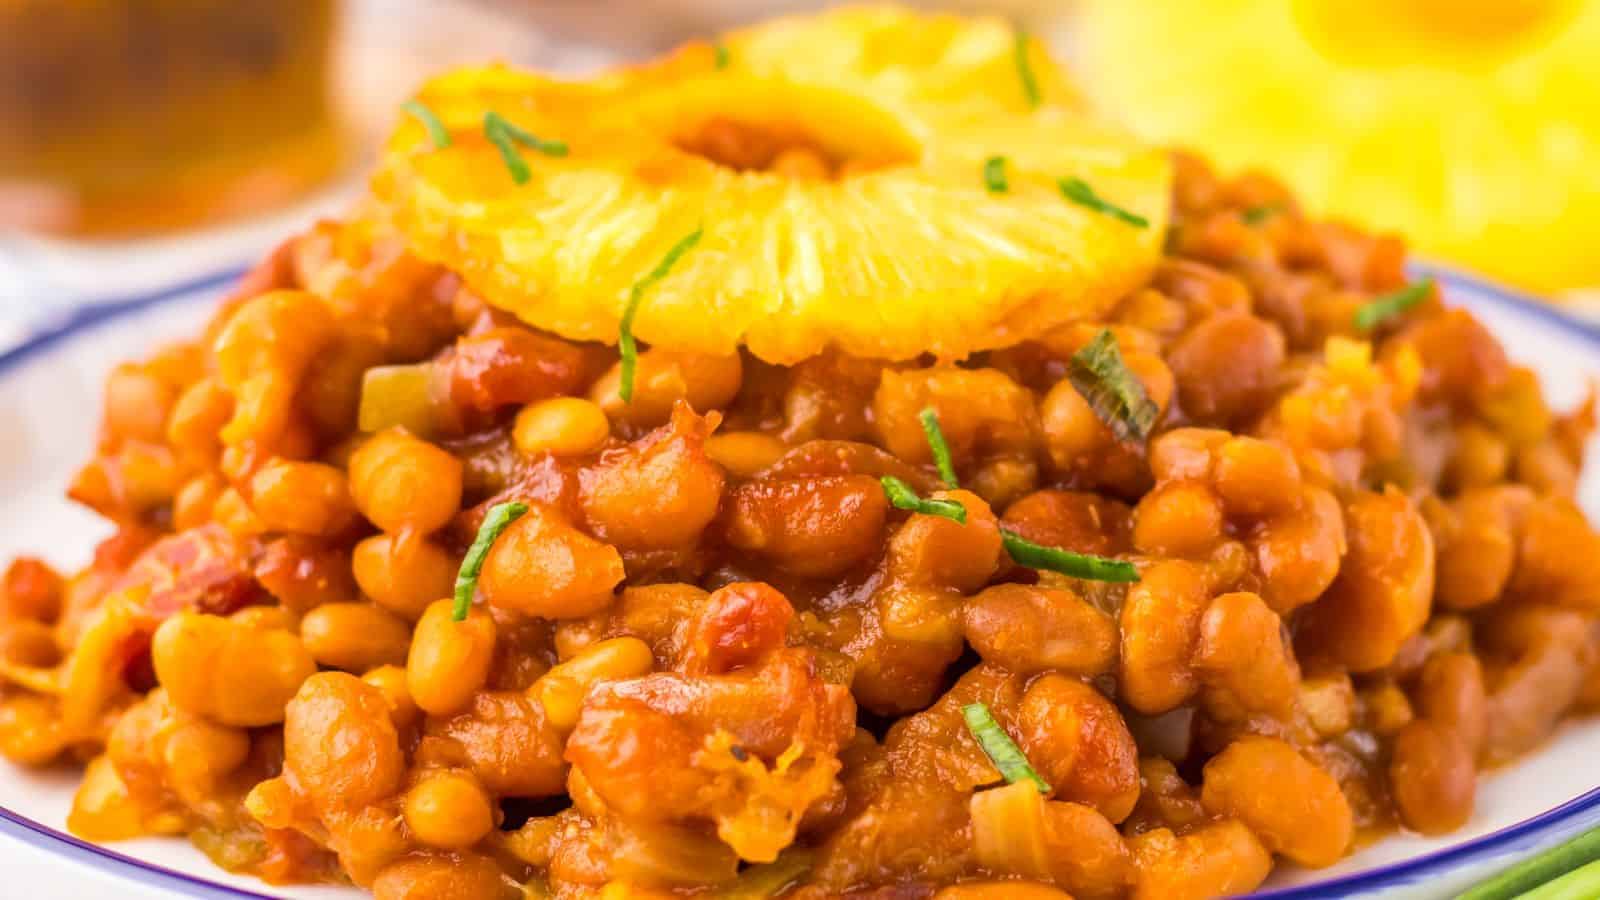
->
{"left": 358, "top": 363, "right": 441, "bottom": 436}
{"left": 970, "top": 780, "right": 1052, "bottom": 882}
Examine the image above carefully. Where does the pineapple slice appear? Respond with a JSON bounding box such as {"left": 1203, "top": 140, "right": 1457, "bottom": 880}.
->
{"left": 373, "top": 6, "right": 1171, "bottom": 364}
{"left": 1071, "top": 0, "right": 1600, "bottom": 295}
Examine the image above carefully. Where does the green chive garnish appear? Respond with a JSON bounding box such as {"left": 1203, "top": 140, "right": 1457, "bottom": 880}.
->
{"left": 963, "top": 702, "right": 1050, "bottom": 794}
{"left": 487, "top": 111, "right": 568, "bottom": 157}
{"left": 919, "top": 408, "right": 959, "bottom": 488}
{"left": 1515, "top": 859, "right": 1600, "bottom": 900}
{"left": 1068, "top": 329, "right": 1158, "bottom": 445}
{"left": 1000, "top": 529, "right": 1139, "bottom": 582}
{"left": 983, "top": 156, "right": 1008, "bottom": 193}
{"left": 1013, "top": 31, "right": 1041, "bottom": 109}
{"left": 714, "top": 42, "right": 730, "bottom": 69}
{"left": 403, "top": 100, "right": 451, "bottom": 149}
{"left": 880, "top": 476, "right": 967, "bottom": 524}
{"left": 1241, "top": 204, "right": 1282, "bottom": 225}
{"left": 1459, "top": 824, "right": 1600, "bottom": 900}
{"left": 1059, "top": 177, "right": 1149, "bottom": 228}
{"left": 484, "top": 111, "right": 567, "bottom": 185}
{"left": 453, "top": 501, "right": 529, "bottom": 620}
{"left": 620, "top": 228, "right": 704, "bottom": 403}
{"left": 1353, "top": 279, "right": 1434, "bottom": 332}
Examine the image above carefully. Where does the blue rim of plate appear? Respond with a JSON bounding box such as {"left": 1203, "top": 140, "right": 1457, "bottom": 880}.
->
{"left": 0, "top": 262, "right": 1598, "bottom": 899}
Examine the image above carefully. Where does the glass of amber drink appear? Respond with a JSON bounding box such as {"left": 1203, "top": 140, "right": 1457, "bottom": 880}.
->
{"left": 0, "top": 0, "right": 345, "bottom": 235}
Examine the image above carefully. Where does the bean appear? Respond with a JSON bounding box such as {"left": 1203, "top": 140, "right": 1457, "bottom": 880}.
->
{"left": 578, "top": 407, "right": 725, "bottom": 550}
{"left": 1129, "top": 819, "right": 1272, "bottom": 900}
{"left": 167, "top": 377, "right": 234, "bottom": 465}
{"left": 962, "top": 584, "right": 1117, "bottom": 677}
{"left": 425, "top": 691, "right": 567, "bottom": 797}
{"left": 1132, "top": 481, "right": 1224, "bottom": 557}
{"left": 1200, "top": 735, "right": 1353, "bottom": 867}
{"left": 1194, "top": 591, "right": 1299, "bottom": 717}
{"left": 1414, "top": 652, "right": 1488, "bottom": 761}
{"left": 403, "top": 771, "right": 496, "bottom": 849}
{"left": 103, "top": 364, "right": 176, "bottom": 444}
{"left": 886, "top": 490, "right": 1003, "bottom": 593}
{"left": 0, "top": 695, "right": 64, "bottom": 765}
{"left": 478, "top": 504, "right": 625, "bottom": 619}
{"left": 1019, "top": 674, "right": 1140, "bottom": 823}
{"left": 152, "top": 612, "right": 316, "bottom": 727}
{"left": 348, "top": 429, "right": 463, "bottom": 535}
{"left": 282, "top": 672, "right": 405, "bottom": 809}
{"left": 1167, "top": 312, "right": 1286, "bottom": 425}
{"left": 723, "top": 475, "right": 888, "bottom": 577}
{"left": 1213, "top": 436, "right": 1300, "bottom": 518}
{"left": 352, "top": 534, "right": 458, "bottom": 621}
{"left": 249, "top": 460, "right": 356, "bottom": 537}
{"left": 705, "top": 431, "right": 788, "bottom": 478}
{"left": 533, "top": 637, "right": 655, "bottom": 730}
{"left": 1297, "top": 488, "right": 1434, "bottom": 671}
{"left": 1120, "top": 561, "right": 1209, "bottom": 714}
{"left": 212, "top": 291, "right": 335, "bottom": 387}
{"left": 1389, "top": 720, "right": 1475, "bottom": 835}
{"left": 300, "top": 603, "right": 412, "bottom": 672}
{"left": 512, "top": 397, "right": 611, "bottom": 458}
{"left": 591, "top": 349, "right": 743, "bottom": 428}
{"left": 407, "top": 599, "right": 496, "bottom": 716}
{"left": 362, "top": 664, "right": 420, "bottom": 730}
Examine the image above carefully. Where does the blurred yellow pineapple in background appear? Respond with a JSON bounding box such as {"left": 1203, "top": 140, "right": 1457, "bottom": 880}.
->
{"left": 1070, "top": 0, "right": 1600, "bottom": 297}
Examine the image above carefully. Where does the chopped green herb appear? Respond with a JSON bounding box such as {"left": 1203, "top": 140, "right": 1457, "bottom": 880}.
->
{"left": 880, "top": 476, "right": 967, "bottom": 524}
{"left": 1353, "top": 279, "right": 1434, "bottom": 331}
{"left": 1241, "top": 204, "right": 1282, "bottom": 225}
{"left": 488, "top": 111, "right": 568, "bottom": 157}
{"left": 918, "top": 408, "right": 959, "bottom": 488}
{"left": 963, "top": 702, "right": 1050, "bottom": 794}
{"left": 1059, "top": 177, "right": 1149, "bottom": 228}
{"left": 453, "top": 501, "right": 529, "bottom": 620}
{"left": 1459, "top": 824, "right": 1600, "bottom": 900}
{"left": 1001, "top": 529, "right": 1140, "bottom": 582}
{"left": 714, "top": 42, "right": 730, "bottom": 69}
{"left": 487, "top": 127, "right": 531, "bottom": 184}
{"left": 983, "top": 156, "right": 1008, "bottom": 193}
{"left": 403, "top": 100, "right": 451, "bottom": 149}
{"left": 1012, "top": 31, "right": 1041, "bottom": 109}
{"left": 1068, "top": 329, "right": 1158, "bottom": 444}
{"left": 484, "top": 111, "right": 568, "bottom": 185}
{"left": 620, "top": 228, "right": 704, "bottom": 403}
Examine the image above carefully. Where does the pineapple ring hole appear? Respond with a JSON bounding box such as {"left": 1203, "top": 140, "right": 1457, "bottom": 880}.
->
{"left": 674, "top": 116, "right": 913, "bottom": 179}
{"left": 1291, "top": 0, "right": 1581, "bottom": 67}
{"left": 663, "top": 83, "right": 922, "bottom": 179}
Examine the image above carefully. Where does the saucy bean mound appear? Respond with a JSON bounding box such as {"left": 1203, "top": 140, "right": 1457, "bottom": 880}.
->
{"left": 2, "top": 154, "right": 1597, "bottom": 900}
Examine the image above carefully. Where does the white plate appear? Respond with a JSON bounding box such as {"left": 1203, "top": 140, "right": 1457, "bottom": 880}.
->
{"left": 0, "top": 267, "right": 1597, "bottom": 899}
